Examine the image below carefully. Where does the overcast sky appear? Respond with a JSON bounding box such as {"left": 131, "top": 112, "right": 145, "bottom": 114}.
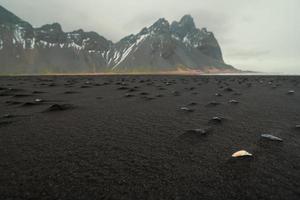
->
{"left": 1, "top": 0, "right": 299, "bottom": 73}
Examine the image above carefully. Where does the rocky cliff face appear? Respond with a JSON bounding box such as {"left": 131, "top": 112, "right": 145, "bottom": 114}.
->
{"left": 0, "top": 6, "right": 236, "bottom": 74}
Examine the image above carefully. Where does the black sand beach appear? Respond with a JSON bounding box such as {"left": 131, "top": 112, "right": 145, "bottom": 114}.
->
{"left": 0, "top": 75, "right": 299, "bottom": 200}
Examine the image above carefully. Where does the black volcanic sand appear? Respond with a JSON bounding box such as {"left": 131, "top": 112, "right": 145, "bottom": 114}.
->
{"left": 0, "top": 75, "right": 299, "bottom": 200}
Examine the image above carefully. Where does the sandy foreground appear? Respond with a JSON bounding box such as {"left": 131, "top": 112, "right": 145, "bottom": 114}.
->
{"left": 0, "top": 75, "right": 299, "bottom": 200}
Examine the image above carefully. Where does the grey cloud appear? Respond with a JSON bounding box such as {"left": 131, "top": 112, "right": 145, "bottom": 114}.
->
{"left": 122, "top": 12, "right": 162, "bottom": 35}
{"left": 227, "top": 49, "right": 271, "bottom": 60}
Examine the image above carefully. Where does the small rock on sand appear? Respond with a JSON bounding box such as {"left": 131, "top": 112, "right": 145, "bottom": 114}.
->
{"left": 172, "top": 91, "right": 180, "bottom": 96}
{"left": 287, "top": 90, "right": 295, "bottom": 95}
{"left": 261, "top": 134, "right": 283, "bottom": 142}
{"left": 22, "top": 102, "right": 38, "bottom": 107}
{"left": 187, "top": 102, "right": 197, "bottom": 106}
{"left": 35, "top": 98, "right": 43, "bottom": 103}
{"left": 180, "top": 107, "right": 194, "bottom": 112}
{"left": 232, "top": 150, "right": 253, "bottom": 158}
{"left": 224, "top": 87, "right": 233, "bottom": 92}
{"left": 210, "top": 116, "right": 223, "bottom": 123}
{"left": 64, "top": 91, "right": 78, "bottom": 94}
{"left": 184, "top": 128, "right": 210, "bottom": 136}
{"left": 124, "top": 93, "right": 134, "bottom": 98}
{"left": 206, "top": 101, "right": 221, "bottom": 106}
{"left": 44, "top": 104, "right": 74, "bottom": 112}
{"left": 229, "top": 99, "right": 239, "bottom": 104}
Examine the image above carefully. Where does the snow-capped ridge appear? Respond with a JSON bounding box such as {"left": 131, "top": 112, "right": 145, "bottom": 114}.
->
{"left": 0, "top": 5, "right": 235, "bottom": 74}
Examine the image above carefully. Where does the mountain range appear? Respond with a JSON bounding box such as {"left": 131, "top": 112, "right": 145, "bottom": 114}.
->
{"left": 0, "top": 5, "right": 237, "bottom": 74}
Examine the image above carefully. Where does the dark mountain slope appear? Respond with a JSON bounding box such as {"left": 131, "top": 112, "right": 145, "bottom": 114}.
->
{"left": 0, "top": 6, "right": 237, "bottom": 74}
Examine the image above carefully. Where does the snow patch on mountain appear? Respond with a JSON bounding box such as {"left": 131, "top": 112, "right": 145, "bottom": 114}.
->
{"left": 111, "top": 33, "right": 149, "bottom": 69}
{"left": 13, "top": 25, "right": 26, "bottom": 48}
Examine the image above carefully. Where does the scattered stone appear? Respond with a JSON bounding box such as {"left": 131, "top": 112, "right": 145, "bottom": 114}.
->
{"left": 117, "top": 86, "right": 129, "bottom": 90}
{"left": 143, "top": 96, "right": 155, "bottom": 101}
{"left": 206, "top": 101, "right": 221, "bottom": 107}
{"left": 232, "top": 150, "right": 253, "bottom": 158}
{"left": 22, "top": 102, "right": 37, "bottom": 107}
{"left": 180, "top": 107, "right": 194, "bottom": 112}
{"left": 32, "top": 91, "right": 45, "bottom": 94}
{"left": 44, "top": 104, "right": 74, "bottom": 112}
{"left": 128, "top": 88, "right": 137, "bottom": 92}
{"left": 187, "top": 102, "right": 197, "bottom": 106}
{"left": 229, "top": 99, "right": 239, "bottom": 104}
{"left": 64, "top": 91, "right": 78, "bottom": 94}
{"left": 209, "top": 116, "right": 223, "bottom": 124}
{"left": 184, "top": 128, "right": 211, "bottom": 136}
{"left": 224, "top": 87, "right": 233, "bottom": 92}
{"left": 215, "top": 93, "right": 222, "bottom": 97}
{"left": 271, "top": 85, "right": 277, "bottom": 89}
{"left": 172, "top": 91, "right": 180, "bottom": 96}
{"left": 261, "top": 134, "right": 283, "bottom": 142}
{"left": 179, "top": 127, "right": 212, "bottom": 142}
{"left": 140, "top": 92, "right": 149, "bottom": 96}
{"left": 35, "top": 98, "right": 43, "bottom": 103}
{"left": 80, "top": 85, "right": 90, "bottom": 88}
{"left": 124, "top": 93, "right": 134, "bottom": 98}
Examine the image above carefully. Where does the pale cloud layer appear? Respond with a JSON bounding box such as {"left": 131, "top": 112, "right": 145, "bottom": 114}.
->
{"left": 1, "top": 0, "right": 300, "bottom": 73}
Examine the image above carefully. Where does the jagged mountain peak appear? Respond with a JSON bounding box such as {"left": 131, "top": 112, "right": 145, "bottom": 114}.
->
{"left": 70, "top": 29, "right": 85, "bottom": 34}
{"left": 170, "top": 15, "right": 198, "bottom": 39}
{"left": 37, "top": 23, "right": 63, "bottom": 33}
{"left": 148, "top": 18, "right": 170, "bottom": 34}
{"left": 179, "top": 14, "right": 196, "bottom": 29}
{"left": 152, "top": 18, "right": 169, "bottom": 26}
